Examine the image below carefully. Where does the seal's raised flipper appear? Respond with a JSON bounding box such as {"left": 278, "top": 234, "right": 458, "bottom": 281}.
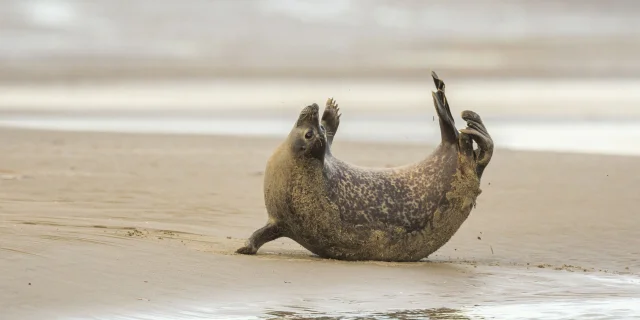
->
{"left": 236, "top": 222, "right": 282, "bottom": 255}
{"left": 322, "top": 97, "right": 341, "bottom": 146}
{"left": 431, "top": 72, "right": 459, "bottom": 145}
{"left": 460, "top": 110, "right": 493, "bottom": 178}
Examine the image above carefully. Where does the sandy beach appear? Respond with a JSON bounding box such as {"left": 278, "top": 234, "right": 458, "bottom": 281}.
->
{"left": 2, "top": 1, "right": 640, "bottom": 318}
{"left": 1, "top": 127, "right": 639, "bottom": 319}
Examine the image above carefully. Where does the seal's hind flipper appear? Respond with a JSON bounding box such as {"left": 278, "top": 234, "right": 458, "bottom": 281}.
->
{"left": 431, "top": 72, "right": 459, "bottom": 145}
{"left": 460, "top": 110, "right": 494, "bottom": 178}
{"left": 431, "top": 71, "right": 455, "bottom": 125}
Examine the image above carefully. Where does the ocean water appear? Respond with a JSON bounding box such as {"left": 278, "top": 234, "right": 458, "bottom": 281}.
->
{"left": 2, "top": 0, "right": 639, "bottom": 63}
{"left": 1, "top": 115, "right": 639, "bottom": 157}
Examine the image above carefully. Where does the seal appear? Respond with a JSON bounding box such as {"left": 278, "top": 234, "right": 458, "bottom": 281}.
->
{"left": 236, "top": 72, "right": 494, "bottom": 262}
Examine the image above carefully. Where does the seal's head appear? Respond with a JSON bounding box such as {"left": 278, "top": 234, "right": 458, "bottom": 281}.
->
{"left": 288, "top": 103, "right": 327, "bottom": 160}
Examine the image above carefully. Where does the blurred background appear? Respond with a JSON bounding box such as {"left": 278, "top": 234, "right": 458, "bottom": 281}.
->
{"left": 2, "top": 0, "right": 640, "bottom": 80}
{"left": 0, "top": 0, "right": 639, "bottom": 153}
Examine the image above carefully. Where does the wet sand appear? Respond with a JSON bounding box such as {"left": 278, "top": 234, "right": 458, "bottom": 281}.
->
{"left": 1, "top": 128, "right": 639, "bottom": 319}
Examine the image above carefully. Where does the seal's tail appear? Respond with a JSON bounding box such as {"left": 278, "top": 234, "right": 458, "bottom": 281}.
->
{"left": 430, "top": 71, "right": 459, "bottom": 145}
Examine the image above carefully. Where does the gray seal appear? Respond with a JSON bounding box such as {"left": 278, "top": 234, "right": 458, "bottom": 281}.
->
{"left": 236, "top": 72, "right": 494, "bottom": 262}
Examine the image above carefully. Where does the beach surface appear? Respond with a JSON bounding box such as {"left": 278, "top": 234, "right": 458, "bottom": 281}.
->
{"left": 2, "top": 0, "right": 640, "bottom": 318}
{"left": 1, "top": 127, "right": 639, "bottom": 319}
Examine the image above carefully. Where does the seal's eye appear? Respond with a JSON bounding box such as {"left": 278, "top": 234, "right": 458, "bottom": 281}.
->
{"left": 320, "top": 125, "right": 325, "bottom": 133}
{"left": 304, "top": 130, "right": 314, "bottom": 139}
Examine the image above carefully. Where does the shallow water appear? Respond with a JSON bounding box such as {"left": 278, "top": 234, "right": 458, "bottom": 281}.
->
{"left": 1, "top": 115, "right": 639, "bottom": 156}
{"left": 66, "top": 265, "right": 640, "bottom": 320}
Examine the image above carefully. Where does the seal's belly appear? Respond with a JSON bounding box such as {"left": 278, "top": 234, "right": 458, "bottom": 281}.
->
{"left": 327, "top": 158, "right": 457, "bottom": 232}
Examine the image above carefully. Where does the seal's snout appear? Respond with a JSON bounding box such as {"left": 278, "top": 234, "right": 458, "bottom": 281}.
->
{"left": 303, "top": 103, "right": 320, "bottom": 117}
{"left": 296, "top": 103, "right": 321, "bottom": 127}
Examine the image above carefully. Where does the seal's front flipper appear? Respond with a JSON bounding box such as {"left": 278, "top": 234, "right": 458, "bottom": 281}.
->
{"left": 236, "top": 222, "right": 282, "bottom": 255}
{"left": 322, "top": 97, "right": 341, "bottom": 146}
{"left": 431, "top": 71, "right": 459, "bottom": 145}
{"left": 460, "top": 110, "right": 493, "bottom": 178}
